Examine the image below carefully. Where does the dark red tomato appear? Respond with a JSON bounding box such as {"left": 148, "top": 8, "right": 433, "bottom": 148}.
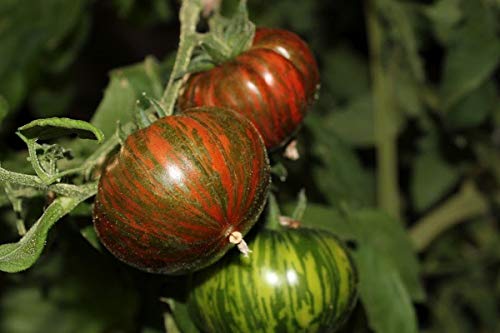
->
{"left": 179, "top": 28, "right": 319, "bottom": 150}
{"left": 93, "top": 107, "right": 270, "bottom": 275}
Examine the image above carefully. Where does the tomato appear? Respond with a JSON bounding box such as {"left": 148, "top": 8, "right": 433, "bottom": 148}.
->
{"left": 93, "top": 107, "right": 270, "bottom": 275}
{"left": 179, "top": 28, "right": 320, "bottom": 150}
{"left": 187, "top": 228, "right": 358, "bottom": 332}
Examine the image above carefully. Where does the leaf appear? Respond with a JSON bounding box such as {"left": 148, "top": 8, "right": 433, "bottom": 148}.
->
{"left": 321, "top": 46, "right": 370, "bottom": 100}
{"left": 353, "top": 210, "right": 425, "bottom": 302}
{"left": 411, "top": 148, "right": 460, "bottom": 212}
{"left": 376, "top": 0, "right": 425, "bottom": 82}
{"left": 0, "top": 192, "right": 92, "bottom": 273}
{"left": 355, "top": 248, "right": 418, "bottom": 333}
{"left": 167, "top": 299, "right": 201, "bottom": 333}
{"left": 0, "top": 0, "right": 91, "bottom": 112}
{"left": 91, "top": 57, "right": 166, "bottom": 139}
{"left": 327, "top": 94, "right": 374, "bottom": 147}
{"left": 282, "top": 203, "right": 354, "bottom": 240}
{"left": 79, "top": 225, "right": 102, "bottom": 252}
{"left": 440, "top": 1, "right": 500, "bottom": 109}
{"left": 445, "top": 79, "right": 498, "bottom": 129}
{"left": 424, "top": 0, "right": 463, "bottom": 44}
{"left": 18, "top": 117, "right": 104, "bottom": 142}
{"left": 307, "top": 114, "right": 375, "bottom": 208}
{"left": 291, "top": 189, "right": 307, "bottom": 221}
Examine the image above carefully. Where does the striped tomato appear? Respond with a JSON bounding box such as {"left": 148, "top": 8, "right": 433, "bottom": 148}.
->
{"left": 93, "top": 107, "right": 270, "bottom": 275}
{"left": 187, "top": 228, "right": 358, "bottom": 332}
{"left": 179, "top": 28, "right": 319, "bottom": 150}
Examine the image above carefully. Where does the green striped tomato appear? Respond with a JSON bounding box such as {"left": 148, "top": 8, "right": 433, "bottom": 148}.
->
{"left": 179, "top": 28, "right": 319, "bottom": 150}
{"left": 93, "top": 107, "right": 270, "bottom": 275}
{"left": 187, "top": 228, "right": 358, "bottom": 332}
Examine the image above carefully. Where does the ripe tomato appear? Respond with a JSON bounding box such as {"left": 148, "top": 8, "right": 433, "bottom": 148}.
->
{"left": 179, "top": 28, "right": 319, "bottom": 150}
{"left": 187, "top": 228, "right": 358, "bottom": 332}
{"left": 93, "top": 107, "right": 270, "bottom": 275}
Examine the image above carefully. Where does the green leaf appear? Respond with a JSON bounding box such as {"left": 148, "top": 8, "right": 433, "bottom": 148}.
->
{"left": 327, "top": 94, "right": 374, "bottom": 147}
{"left": 353, "top": 210, "right": 425, "bottom": 302}
{"left": 18, "top": 117, "right": 104, "bottom": 142}
{"left": 0, "top": 0, "right": 91, "bottom": 112}
{"left": 424, "top": 0, "right": 463, "bottom": 44}
{"left": 355, "top": 248, "right": 418, "bottom": 333}
{"left": 91, "top": 57, "right": 166, "bottom": 139}
{"left": 168, "top": 299, "right": 201, "bottom": 333}
{"left": 376, "top": 0, "right": 425, "bottom": 82}
{"left": 440, "top": 1, "right": 500, "bottom": 109}
{"left": 321, "top": 46, "right": 370, "bottom": 100}
{"left": 282, "top": 203, "right": 354, "bottom": 240}
{"left": 411, "top": 148, "right": 460, "bottom": 212}
{"left": 291, "top": 189, "right": 307, "bottom": 221}
{"left": 445, "top": 80, "right": 498, "bottom": 129}
{"left": 79, "top": 225, "right": 102, "bottom": 252}
{"left": 0, "top": 190, "right": 93, "bottom": 273}
{"left": 307, "top": 114, "right": 375, "bottom": 208}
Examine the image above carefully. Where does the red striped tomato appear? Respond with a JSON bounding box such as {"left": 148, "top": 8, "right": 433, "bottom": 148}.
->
{"left": 93, "top": 107, "right": 270, "bottom": 275}
{"left": 179, "top": 28, "right": 319, "bottom": 150}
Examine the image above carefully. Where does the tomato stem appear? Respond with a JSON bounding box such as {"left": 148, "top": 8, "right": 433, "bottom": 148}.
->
{"left": 366, "top": 0, "right": 401, "bottom": 221}
{"left": 160, "top": 0, "right": 204, "bottom": 115}
{"left": 409, "top": 182, "right": 490, "bottom": 252}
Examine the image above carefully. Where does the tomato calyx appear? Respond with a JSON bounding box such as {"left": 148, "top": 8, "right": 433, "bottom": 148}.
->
{"left": 265, "top": 190, "right": 307, "bottom": 232}
{"left": 187, "top": 0, "right": 255, "bottom": 74}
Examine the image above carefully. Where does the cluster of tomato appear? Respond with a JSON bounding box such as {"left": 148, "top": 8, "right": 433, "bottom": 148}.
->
{"left": 93, "top": 28, "right": 357, "bottom": 332}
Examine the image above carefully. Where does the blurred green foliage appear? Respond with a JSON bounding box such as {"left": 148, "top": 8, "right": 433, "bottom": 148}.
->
{"left": 1, "top": 0, "right": 499, "bottom": 332}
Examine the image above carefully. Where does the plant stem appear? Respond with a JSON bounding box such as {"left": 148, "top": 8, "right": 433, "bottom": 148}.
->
{"left": 409, "top": 182, "right": 489, "bottom": 252}
{"left": 0, "top": 167, "right": 97, "bottom": 199}
{"left": 366, "top": 0, "right": 401, "bottom": 221}
{"left": 160, "top": 0, "right": 203, "bottom": 116}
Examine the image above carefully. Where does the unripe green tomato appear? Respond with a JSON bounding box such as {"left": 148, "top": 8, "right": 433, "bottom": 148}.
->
{"left": 187, "top": 227, "right": 358, "bottom": 332}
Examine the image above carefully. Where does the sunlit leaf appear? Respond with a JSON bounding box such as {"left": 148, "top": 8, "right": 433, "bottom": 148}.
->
{"left": 0, "top": 185, "right": 95, "bottom": 273}
{"left": 18, "top": 118, "right": 104, "bottom": 142}
{"left": 91, "top": 57, "right": 166, "bottom": 138}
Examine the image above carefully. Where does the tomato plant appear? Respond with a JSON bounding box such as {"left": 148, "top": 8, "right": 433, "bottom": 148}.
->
{"left": 179, "top": 27, "right": 319, "bottom": 150}
{"left": 187, "top": 227, "right": 358, "bottom": 333}
{"left": 94, "top": 107, "right": 270, "bottom": 274}
{"left": 1, "top": 0, "right": 499, "bottom": 333}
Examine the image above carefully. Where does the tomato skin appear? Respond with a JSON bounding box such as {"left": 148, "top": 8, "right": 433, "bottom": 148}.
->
{"left": 187, "top": 228, "right": 358, "bottom": 333}
{"left": 179, "top": 28, "right": 319, "bottom": 150}
{"left": 93, "top": 107, "right": 270, "bottom": 275}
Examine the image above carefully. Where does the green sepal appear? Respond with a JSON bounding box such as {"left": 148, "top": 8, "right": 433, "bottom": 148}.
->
{"left": 196, "top": 0, "right": 255, "bottom": 65}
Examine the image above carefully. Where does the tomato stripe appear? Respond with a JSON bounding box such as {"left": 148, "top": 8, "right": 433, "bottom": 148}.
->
{"left": 188, "top": 228, "right": 358, "bottom": 332}
{"left": 94, "top": 108, "right": 270, "bottom": 275}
